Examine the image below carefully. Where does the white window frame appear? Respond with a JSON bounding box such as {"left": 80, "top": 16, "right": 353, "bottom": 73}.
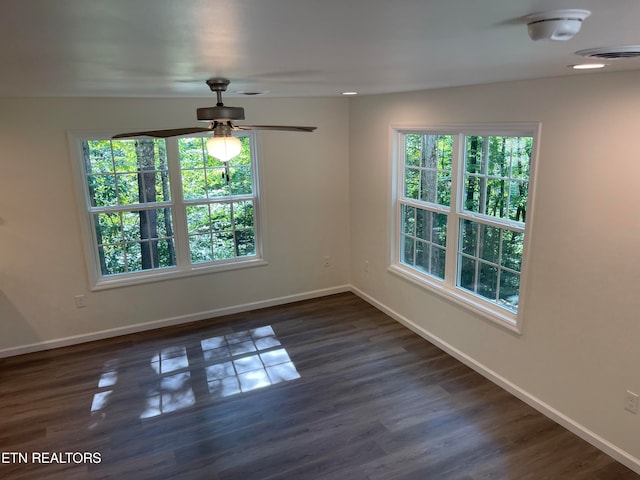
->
{"left": 389, "top": 123, "right": 540, "bottom": 333}
{"left": 68, "top": 130, "right": 267, "bottom": 290}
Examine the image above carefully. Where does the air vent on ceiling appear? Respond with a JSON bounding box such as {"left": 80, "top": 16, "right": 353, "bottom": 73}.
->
{"left": 576, "top": 46, "right": 640, "bottom": 59}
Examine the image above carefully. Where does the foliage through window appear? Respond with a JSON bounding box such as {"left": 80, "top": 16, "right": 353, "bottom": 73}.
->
{"left": 393, "top": 126, "right": 537, "bottom": 327}
{"left": 74, "top": 133, "right": 262, "bottom": 287}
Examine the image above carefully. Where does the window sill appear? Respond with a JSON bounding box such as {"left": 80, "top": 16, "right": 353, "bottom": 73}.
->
{"left": 388, "top": 263, "right": 522, "bottom": 335}
{"left": 91, "top": 257, "right": 268, "bottom": 291}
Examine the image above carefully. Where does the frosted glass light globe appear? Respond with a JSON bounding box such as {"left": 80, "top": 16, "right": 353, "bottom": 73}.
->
{"left": 206, "top": 135, "right": 242, "bottom": 162}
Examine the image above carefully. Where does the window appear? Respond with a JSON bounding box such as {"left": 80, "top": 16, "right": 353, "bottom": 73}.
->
{"left": 71, "top": 132, "right": 264, "bottom": 289}
{"left": 391, "top": 125, "right": 538, "bottom": 330}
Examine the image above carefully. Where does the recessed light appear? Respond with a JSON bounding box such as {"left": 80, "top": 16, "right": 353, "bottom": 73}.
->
{"left": 341, "top": 91, "right": 358, "bottom": 96}
{"left": 570, "top": 63, "right": 607, "bottom": 70}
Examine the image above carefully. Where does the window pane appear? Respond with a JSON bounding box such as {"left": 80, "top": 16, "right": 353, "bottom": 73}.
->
{"left": 112, "top": 140, "right": 138, "bottom": 173}
{"left": 84, "top": 139, "right": 169, "bottom": 207}
{"left": 151, "top": 171, "right": 171, "bottom": 203}
{"left": 463, "top": 176, "right": 480, "bottom": 212}
{"left": 459, "top": 255, "right": 476, "bottom": 292}
{"left": 420, "top": 169, "right": 437, "bottom": 203}
{"left": 478, "top": 224, "right": 500, "bottom": 265}
{"left": 415, "top": 208, "right": 430, "bottom": 241}
{"left": 403, "top": 134, "right": 453, "bottom": 207}
{"left": 211, "top": 203, "right": 232, "bottom": 231}
{"left": 185, "top": 201, "right": 256, "bottom": 263}
{"left": 230, "top": 166, "right": 253, "bottom": 195}
{"left": 437, "top": 174, "right": 451, "bottom": 206}
{"left": 431, "top": 246, "right": 446, "bottom": 279}
{"left": 125, "top": 242, "right": 143, "bottom": 271}
{"left": 486, "top": 178, "right": 507, "bottom": 218}
{"left": 402, "top": 206, "right": 447, "bottom": 280}
{"left": 229, "top": 137, "right": 252, "bottom": 166}
{"left": 457, "top": 219, "right": 524, "bottom": 309}
{"left": 432, "top": 213, "right": 447, "bottom": 247}
{"left": 415, "top": 240, "right": 427, "bottom": 272}
{"left": 85, "top": 140, "right": 114, "bottom": 174}
{"left": 100, "top": 244, "right": 126, "bottom": 275}
{"left": 236, "top": 230, "right": 256, "bottom": 256}
{"left": 214, "top": 231, "right": 235, "bottom": 260}
{"left": 501, "top": 230, "right": 524, "bottom": 272}
{"left": 181, "top": 169, "right": 207, "bottom": 200}
{"left": 459, "top": 219, "right": 477, "bottom": 256}
{"left": 157, "top": 239, "right": 175, "bottom": 267}
{"left": 88, "top": 174, "right": 118, "bottom": 207}
{"left": 179, "top": 136, "right": 253, "bottom": 200}
{"left": 401, "top": 205, "right": 416, "bottom": 236}
{"left": 405, "top": 168, "right": 420, "bottom": 199}
{"left": 478, "top": 262, "right": 498, "bottom": 301}
{"left": 178, "top": 138, "right": 206, "bottom": 169}
{"left": 508, "top": 137, "right": 531, "bottom": 180}
{"left": 155, "top": 208, "right": 174, "bottom": 238}
{"left": 94, "top": 213, "right": 121, "bottom": 245}
{"left": 206, "top": 167, "right": 229, "bottom": 198}
{"left": 190, "top": 234, "right": 213, "bottom": 263}
{"left": 488, "top": 136, "right": 509, "bottom": 177}
{"left": 499, "top": 270, "right": 520, "bottom": 312}
{"left": 509, "top": 181, "right": 527, "bottom": 222}
{"left": 121, "top": 211, "right": 142, "bottom": 241}
{"left": 116, "top": 173, "right": 139, "bottom": 205}
{"left": 402, "top": 235, "right": 415, "bottom": 266}
{"left": 95, "top": 209, "right": 176, "bottom": 274}
{"left": 405, "top": 134, "right": 422, "bottom": 167}
{"left": 463, "top": 135, "right": 531, "bottom": 223}
{"left": 186, "top": 205, "right": 211, "bottom": 235}
{"left": 465, "top": 136, "right": 485, "bottom": 174}
{"left": 234, "top": 201, "right": 255, "bottom": 230}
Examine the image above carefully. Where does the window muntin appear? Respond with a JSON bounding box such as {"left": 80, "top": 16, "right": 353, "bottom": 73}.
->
{"left": 75, "top": 132, "right": 262, "bottom": 288}
{"left": 394, "top": 126, "right": 536, "bottom": 327}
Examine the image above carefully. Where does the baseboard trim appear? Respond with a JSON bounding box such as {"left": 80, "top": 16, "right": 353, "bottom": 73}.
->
{"left": 0, "top": 285, "right": 351, "bottom": 359}
{"left": 350, "top": 286, "right": 640, "bottom": 476}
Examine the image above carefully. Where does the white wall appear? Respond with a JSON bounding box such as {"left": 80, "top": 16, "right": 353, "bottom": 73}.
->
{"left": 349, "top": 70, "right": 640, "bottom": 466}
{"left": 0, "top": 96, "right": 351, "bottom": 352}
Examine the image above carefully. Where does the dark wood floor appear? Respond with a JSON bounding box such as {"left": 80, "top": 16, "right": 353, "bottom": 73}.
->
{"left": 0, "top": 293, "right": 638, "bottom": 480}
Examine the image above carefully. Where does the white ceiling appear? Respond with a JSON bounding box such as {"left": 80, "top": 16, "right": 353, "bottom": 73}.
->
{"left": 1, "top": 0, "right": 639, "bottom": 98}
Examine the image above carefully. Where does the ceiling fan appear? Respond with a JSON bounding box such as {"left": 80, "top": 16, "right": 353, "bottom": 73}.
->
{"left": 113, "top": 78, "right": 317, "bottom": 161}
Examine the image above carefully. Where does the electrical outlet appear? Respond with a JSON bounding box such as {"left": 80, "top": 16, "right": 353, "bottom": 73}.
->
{"left": 624, "top": 390, "right": 639, "bottom": 414}
{"left": 323, "top": 256, "right": 330, "bottom": 267}
{"left": 364, "top": 260, "right": 369, "bottom": 273}
{"left": 74, "top": 295, "right": 86, "bottom": 309}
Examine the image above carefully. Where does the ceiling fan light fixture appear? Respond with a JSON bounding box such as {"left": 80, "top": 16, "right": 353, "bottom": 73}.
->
{"left": 206, "top": 125, "right": 242, "bottom": 162}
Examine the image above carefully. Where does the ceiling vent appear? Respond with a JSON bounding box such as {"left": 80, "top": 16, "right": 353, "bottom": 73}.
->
{"left": 575, "top": 46, "right": 640, "bottom": 59}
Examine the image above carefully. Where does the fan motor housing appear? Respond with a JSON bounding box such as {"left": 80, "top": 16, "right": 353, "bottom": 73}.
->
{"left": 197, "top": 106, "right": 245, "bottom": 121}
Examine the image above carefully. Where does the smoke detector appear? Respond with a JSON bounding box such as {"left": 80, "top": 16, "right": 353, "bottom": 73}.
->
{"left": 523, "top": 9, "right": 591, "bottom": 41}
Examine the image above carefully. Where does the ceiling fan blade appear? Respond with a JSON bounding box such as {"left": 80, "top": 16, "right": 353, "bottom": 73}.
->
{"left": 113, "top": 127, "right": 212, "bottom": 139}
{"left": 234, "top": 125, "right": 317, "bottom": 132}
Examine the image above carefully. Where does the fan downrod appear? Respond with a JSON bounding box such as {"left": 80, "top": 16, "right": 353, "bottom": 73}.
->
{"left": 206, "top": 78, "right": 231, "bottom": 106}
